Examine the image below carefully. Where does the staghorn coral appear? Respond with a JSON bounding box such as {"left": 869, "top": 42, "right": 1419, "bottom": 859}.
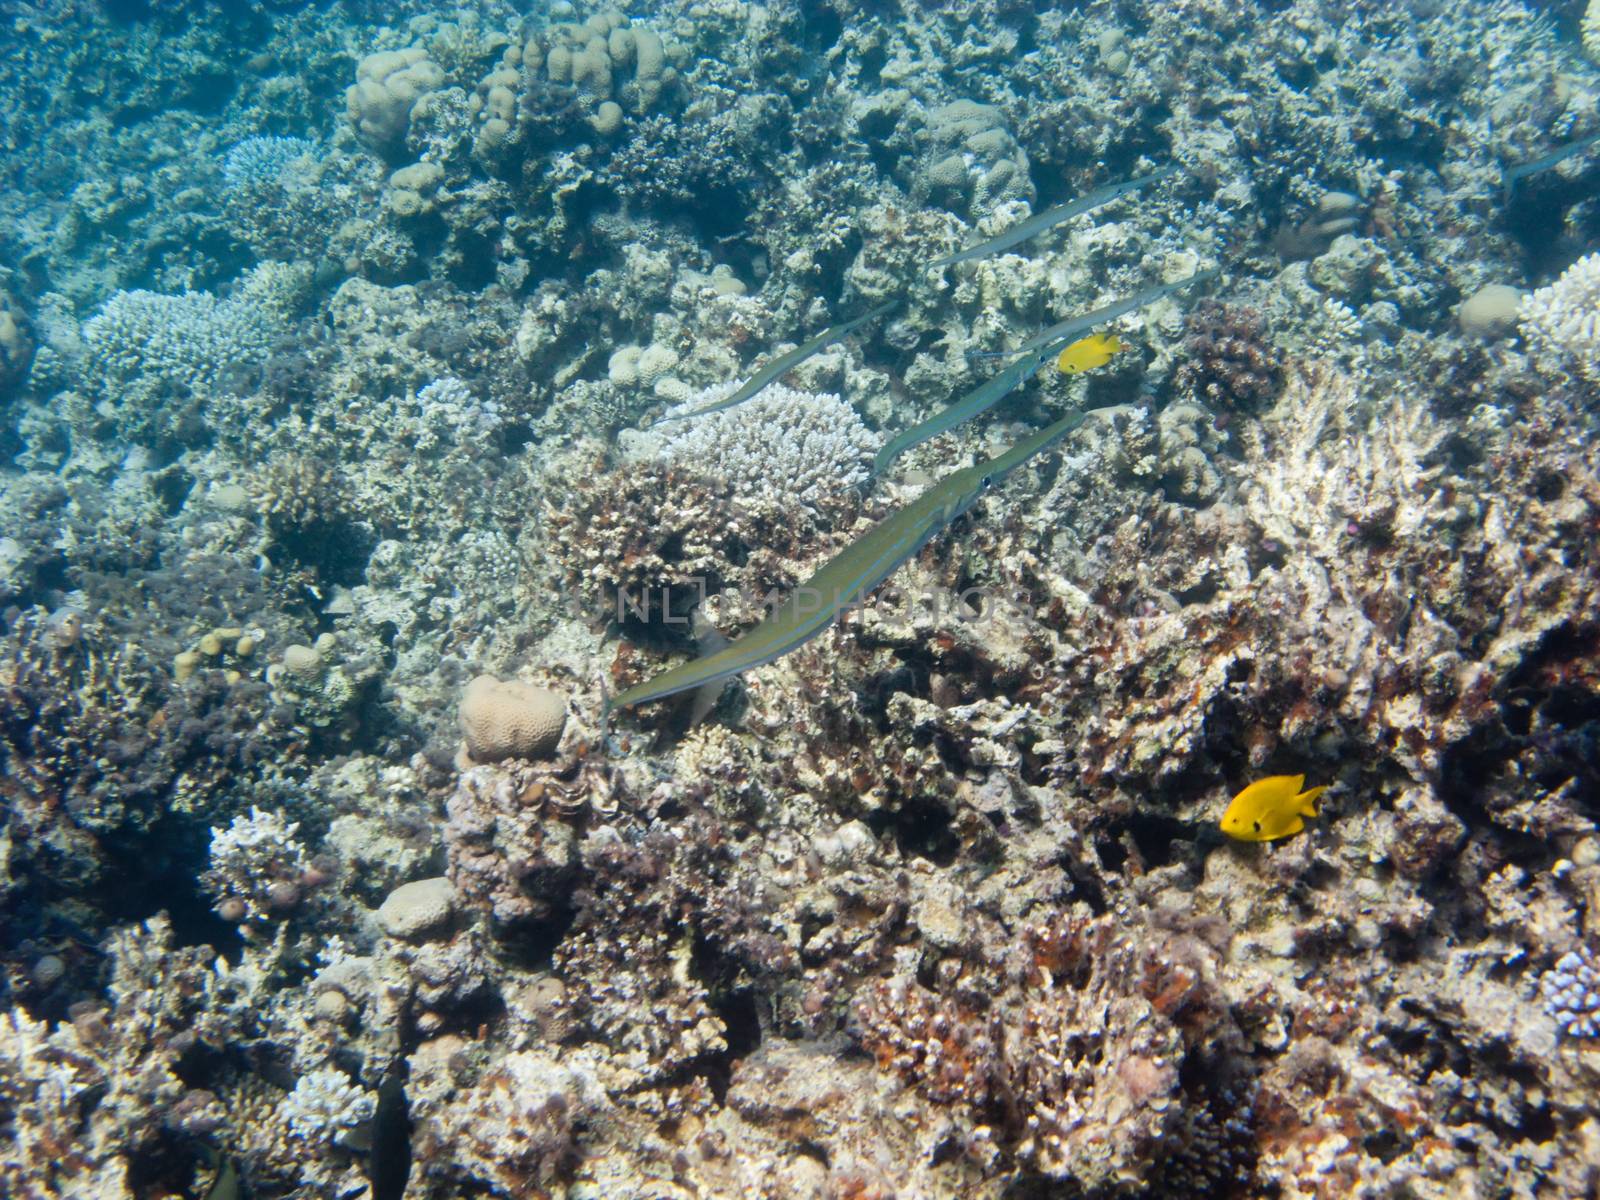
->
{"left": 1011, "top": 356, "right": 1600, "bottom": 813}
{"left": 252, "top": 453, "right": 353, "bottom": 544}
{"left": 220, "top": 135, "right": 318, "bottom": 191}
{"left": 546, "top": 801, "right": 797, "bottom": 1090}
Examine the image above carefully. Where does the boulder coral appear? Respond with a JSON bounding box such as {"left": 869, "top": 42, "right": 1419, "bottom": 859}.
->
{"left": 346, "top": 47, "right": 446, "bottom": 155}
{"left": 458, "top": 675, "right": 568, "bottom": 764}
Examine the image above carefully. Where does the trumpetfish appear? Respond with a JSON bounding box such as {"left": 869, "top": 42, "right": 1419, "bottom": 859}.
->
{"left": 605, "top": 407, "right": 1102, "bottom": 714}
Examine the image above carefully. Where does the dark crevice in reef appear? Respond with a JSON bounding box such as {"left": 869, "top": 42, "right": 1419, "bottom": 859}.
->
{"left": 1124, "top": 809, "right": 1200, "bottom": 870}
{"left": 103, "top": 830, "right": 242, "bottom": 952}
{"left": 270, "top": 517, "right": 376, "bottom": 589}
{"left": 705, "top": 987, "right": 763, "bottom": 1102}
{"left": 1436, "top": 620, "right": 1600, "bottom": 863}
{"left": 650, "top": 963, "right": 762, "bottom": 1106}
{"left": 1062, "top": 846, "right": 1110, "bottom": 915}
{"left": 496, "top": 899, "right": 578, "bottom": 973}
{"left": 1504, "top": 166, "right": 1600, "bottom": 279}
{"left": 866, "top": 796, "right": 961, "bottom": 867}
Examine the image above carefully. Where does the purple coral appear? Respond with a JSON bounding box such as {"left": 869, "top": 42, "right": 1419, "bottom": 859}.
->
{"left": 1539, "top": 947, "right": 1600, "bottom": 1039}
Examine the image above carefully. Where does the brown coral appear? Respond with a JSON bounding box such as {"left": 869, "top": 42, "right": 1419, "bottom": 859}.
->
{"left": 1175, "top": 300, "right": 1285, "bottom": 417}
{"left": 854, "top": 912, "right": 1247, "bottom": 1189}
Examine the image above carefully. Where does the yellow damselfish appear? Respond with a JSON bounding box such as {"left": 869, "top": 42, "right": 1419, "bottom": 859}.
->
{"left": 1219, "top": 774, "right": 1326, "bottom": 842}
{"left": 1056, "top": 332, "right": 1124, "bottom": 374}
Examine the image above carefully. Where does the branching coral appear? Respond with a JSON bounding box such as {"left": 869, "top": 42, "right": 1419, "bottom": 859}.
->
{"left": 202, "top": 807, "right": 312, "bottom": 924}
{"left": 83, "top": 263, "right": 310, "bottom": 400}
{"left": 618, "top": 383, "right": 880, "bottom": 514}
{"left": 0, "top": 915, "right": 257, "bottom": 1197}
{"left": 0, "top": 606, "right": 292, "bottom": 932}
{"left": 1520, "top": 251, "right": 1600, "bottom": 386}
{"left": 281, "top": 1067, "right": 375, "bottom": 1147}
{"left": 1174, "top": 299, "right": 1285, "bottom": 417}
{"left": 543, "top": 459, "right": 798, "bottom": 633}
{"left": 1539, "top": 946, "right": 1600, "bottom": 1039}
{"left": 854, "top": 912, "right": 1248, "bottom": 1189}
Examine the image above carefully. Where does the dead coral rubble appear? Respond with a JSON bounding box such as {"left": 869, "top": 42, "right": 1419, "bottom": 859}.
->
{"left": 855, "top": 911, "right": 1251, "bottom": 1191}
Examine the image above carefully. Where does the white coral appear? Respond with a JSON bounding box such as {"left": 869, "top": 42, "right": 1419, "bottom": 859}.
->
{"left": 1241, "top": 362, "right": 1450, "bottom": 551}
{"left": 1519, "top": 251, "right": 1600, "bottom": 384}
{"left": 413, "top": 376, "right": 505, "bottom": 450}
{"left": 617, "top": 383, "right": 881, "bottom": 510}
{"left": 83, "top": 262, "right": 309, "bottom": 394}
{"left": 281, "top": 1067, "right": 375, "bottom": 1144}
{"left": 202, "top": 806, "right": 310, "bottom": 921}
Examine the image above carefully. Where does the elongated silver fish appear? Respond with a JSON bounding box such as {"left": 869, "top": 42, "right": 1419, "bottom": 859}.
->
{"left": 872, "top": 268, "right": 1218, "bottom": 476}
{"left": 607, "top": 408, "right": 1099, "bottom": 713}
{"left": 647, "top": 300, "right": 897, "bottom": 426}
{"left": 929, "top": 165, "right": 1179, "bottom": 269}
{"left": 1502, "top": 131, "right": 1600, "bottom": 199}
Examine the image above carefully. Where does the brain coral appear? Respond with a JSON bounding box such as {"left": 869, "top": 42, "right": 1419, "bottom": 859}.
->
{"left": 459, "top": 675, "right": 567, "bottom": 764}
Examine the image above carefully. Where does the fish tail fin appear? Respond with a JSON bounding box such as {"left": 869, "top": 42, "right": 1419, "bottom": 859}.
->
{"left": 598, "top": 676, "right": 613, "bottom": 749}
{"left": 1298, "top": 785, "right": 1327, "bottom": 818}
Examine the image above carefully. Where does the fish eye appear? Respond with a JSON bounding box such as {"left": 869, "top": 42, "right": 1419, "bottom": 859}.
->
{"left": 1252, "top": 820, "right": 1262, "bottom": 832}
{"left": 980, "top": 474, "right": 993, "bottom": 489}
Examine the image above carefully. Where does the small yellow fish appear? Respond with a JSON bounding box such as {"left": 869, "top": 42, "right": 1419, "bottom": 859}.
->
{"left": 1056, "top": 332, "right": 1124, "bottom": 374}
{"left": 1219, "top": 774, "right": 1326, "bottom": 842}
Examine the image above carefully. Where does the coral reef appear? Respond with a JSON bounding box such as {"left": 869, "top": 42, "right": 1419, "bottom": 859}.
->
{"left": 1520, "top": 250, "right": 1600, "bottom": 385}
{"left": 3, "top": 0, "right": 1600, "bottom": 1195}
{"left": 854, "top": 911, "right": 1244, "bottom": 1188}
